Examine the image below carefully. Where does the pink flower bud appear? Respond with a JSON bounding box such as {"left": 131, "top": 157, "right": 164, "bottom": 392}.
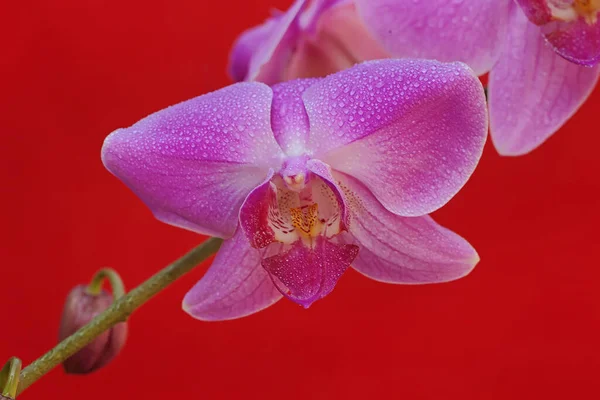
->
{"left": 58, "top": 285, "right": 127, "bottom": 374}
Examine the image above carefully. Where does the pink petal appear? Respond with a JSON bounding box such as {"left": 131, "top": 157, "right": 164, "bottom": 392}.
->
{"left": 302, "top": 59, "right": 488, "bottom": 217}
{"left": 228, "top": 0, "right": 307, "bottom": 84}
{"left": 102, "top": 82, "right": 284, "bottom": 238}
{"left": 271, "top": 78, "right": 321, "bottom": 155}
{"left": 284, "top": 1, "right": 389, "bottom": 80}
{"left": 336, "top": 172, "right": 479, "bottom": 283}
{"left": 227, "top": 15, "right": 278, "bottom": 82}
{"left": 262, "top": 237, "right": 359, "bottom": 308}
{"left": 182, "top": 228, "right": 282, "bottom": 321}
{"left": 354, "top": 0, "right": 512, "bottom": 75}
{"left": 489, "top": 7, "right": 600, "bottom": 155}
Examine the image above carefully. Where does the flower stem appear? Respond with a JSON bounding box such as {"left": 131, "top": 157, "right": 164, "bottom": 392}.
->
{"left": 87, "top": 268, "right": 126, "bottom": 300}
{"left": 16, "top": 237, "right": 222, "bottom": 396}
{"left": 1, "top": 357, "right": 21, "bottom": 399}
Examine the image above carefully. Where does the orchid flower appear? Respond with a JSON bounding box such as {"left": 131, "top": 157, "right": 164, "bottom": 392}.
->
{"left": 229, "top": 0, "right": 600, "bottom": 156}
{"left": 102, "top": 59, "right": 487, "bottom": 321}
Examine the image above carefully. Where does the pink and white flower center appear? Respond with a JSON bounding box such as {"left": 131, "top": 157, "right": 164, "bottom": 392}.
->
{"left": 268, "top": 173, "right": 343, "bottom": 249}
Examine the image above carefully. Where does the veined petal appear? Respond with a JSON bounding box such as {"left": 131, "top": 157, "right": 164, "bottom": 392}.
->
{"left": 489, "top": 7, "right": 600, "bottom": 155}
{"left": 516, "top": 0, "right": 600, "bottom": 66}
{"left": 303, "top": 59, "right": 487, "bottom": 217}
{"left": 262, "top": 237, "right": 358, "bottom": 308}
{"left": 285, "top": 1, "right": 389, "bottom": 80}
{"left": 354, "top": 0, "right": 512, "bottom": 75}
{"left": 228, "top": 15, "right": 279, "bottom": 82}
{"left": 336, "top": 172, "right": 479, "bottom": 283}
{"left": 102, "top": 82, "right": 285, "bottom": 238}
{"left": 271, "top": 78, "right": 320, "bottom": 155}
{"left": 299, "top": 0, "right": 349, "bottom": 34}
{"left": 228, "top": 0, "right": 307, "bottom": 84}
{"left": 182, "top": 228, "right": 282, "bottom": 321}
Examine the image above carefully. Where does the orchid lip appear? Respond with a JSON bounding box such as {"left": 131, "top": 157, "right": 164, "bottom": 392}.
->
{"left": 239, "top": 156, "right": 354, "bottom": 306}
{"left": 261, "top": 167, "right": 345, "bottom": 247}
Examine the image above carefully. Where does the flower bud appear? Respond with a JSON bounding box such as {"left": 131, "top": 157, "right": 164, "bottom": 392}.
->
{"left": 58, "top": 285, "right": 127, "bottom": 374}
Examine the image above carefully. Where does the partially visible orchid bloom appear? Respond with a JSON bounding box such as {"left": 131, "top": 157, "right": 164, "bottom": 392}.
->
{"left": 516, "top": 0, "right": 600, "bottom": 65}
{"left": 102, "top": 60, "right": 487, "bottom": 320}
{"left": 229, "top": 0, "right": 600, "bottom": 156}
{"left": 229, "top": 0, "right": 388, "bottom": 84}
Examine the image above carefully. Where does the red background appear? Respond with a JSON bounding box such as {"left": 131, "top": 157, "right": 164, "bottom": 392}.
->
{"left": 2, "top": 1, "right": 599, "bottom": 399}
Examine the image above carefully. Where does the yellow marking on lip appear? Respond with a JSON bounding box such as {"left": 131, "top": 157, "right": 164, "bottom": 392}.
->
{"left": 290, "top": 203, "right": 322, "bottom": 238}
{"left": 574, "top": 0, "right": 600, "bottom": 24}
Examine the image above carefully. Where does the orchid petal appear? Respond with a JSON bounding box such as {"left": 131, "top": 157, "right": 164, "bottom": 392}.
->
{"left": 285, "top": 1, "right": 389, "bottom": 80}
{"left": 489, "top": 7, "right": 600, "bottom": 155}
{"left": 182, "top": 228, "right": 282, "bottom": 321}
{"left": 302, "top": 59, "right": 487, "bottom": 217}
{"left": 102, "top": 82, "right": 284, "bottom": 238}
{"left": 228, "top": 0, "right": 307, "bottom": 84}
{"left": 228, "top": 16, "right": 278, "bottom": 82}
{"left": 262, "top": 237, "right": 358, "bottom": 308}
{"left": 354, "top": 0, "right": 512, "bottom": 75}
{"left": 271, "top": 78, "right": 320, "bottom": 155}
{"left": 335, "top": 172, "right": 478, "bottom": 283}
{"left": 300, "top": 0, "right": 349, "bottom": 33}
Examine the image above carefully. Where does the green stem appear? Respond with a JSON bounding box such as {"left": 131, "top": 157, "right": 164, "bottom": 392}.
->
{"left": 16, "top": 237, "right": 222, "bottom": 396}
{"left": 87, "top": 268, "right": 126, "bottom": 300}
{"left": 0, "top": 357, "right": 21, "bottom": 399}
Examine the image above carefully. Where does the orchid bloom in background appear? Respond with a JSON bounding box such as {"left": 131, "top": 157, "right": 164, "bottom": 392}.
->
{"left": 102, "top": 59, "right": 487, "bottom": 320}
{"left": 229, "top": 0, "right": 600, "bottom": 156}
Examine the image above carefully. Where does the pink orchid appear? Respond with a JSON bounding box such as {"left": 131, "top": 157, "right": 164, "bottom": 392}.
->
{"left": 102, "top": 59, "right": 487, "bottom": 320}
{"left": 229, "top": 0, "right": 600, "bottom": 156}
